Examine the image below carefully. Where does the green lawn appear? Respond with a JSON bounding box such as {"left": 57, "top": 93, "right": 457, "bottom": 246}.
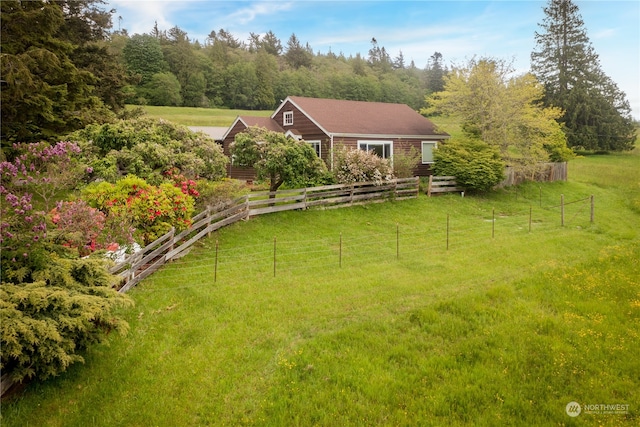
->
{"left": 2, "top": 151, "right": 639, "bottom": 426}
{"left": 130, "top": 105, "right": 271, "bottom": 127}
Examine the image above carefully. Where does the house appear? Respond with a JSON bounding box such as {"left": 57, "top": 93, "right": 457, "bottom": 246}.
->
{"left": 221, "top": 96, "right": 450, "bottom": 180}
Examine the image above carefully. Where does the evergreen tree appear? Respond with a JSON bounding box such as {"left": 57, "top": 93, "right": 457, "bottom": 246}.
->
{"left": 531, "top": 0, "right": 635, "bottom": 151}
{"left": 285, "top": 33, "right": 312, "bottom": 69}
{"left": 425, "top": 52, "right": 447, "bottom": 93}
{"left": 0, "top": 0, "right": 114, "bottom": 144}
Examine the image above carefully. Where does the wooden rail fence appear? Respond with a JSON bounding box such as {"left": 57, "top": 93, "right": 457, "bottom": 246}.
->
{"left": 427, "top": 175, "right": 465, "bottom": 197}
{"left": 109, "top": 178, "right": 419, "bottom": 292}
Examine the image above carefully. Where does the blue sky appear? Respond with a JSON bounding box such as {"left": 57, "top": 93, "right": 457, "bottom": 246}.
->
{"left": 108, "top": 1, "right": 640, "bottom": 119}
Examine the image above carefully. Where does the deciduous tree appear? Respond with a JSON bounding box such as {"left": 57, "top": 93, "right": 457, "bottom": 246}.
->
{"left": 231, "top": 127, "right": 327, "bottom": 192}
{"left": 423, "top": 57, "right": 571, "bottom": 177}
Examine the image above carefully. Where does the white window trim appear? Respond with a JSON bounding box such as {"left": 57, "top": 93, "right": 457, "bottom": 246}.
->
{"left": 358, "top": 140, "right": 393, "bottom": 159}
{"left": 283, "top": 111, "right": 294, "bottom": 126}
{"left": 307, "top": 140, "right": 321, "bottom": 158}
{"left": 421, "top": 141, "right": 438, "bottom": 164}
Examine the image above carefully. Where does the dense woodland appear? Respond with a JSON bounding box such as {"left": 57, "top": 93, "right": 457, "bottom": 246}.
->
{"left": 117, "top": 28, "right": 444, "bottom": 113}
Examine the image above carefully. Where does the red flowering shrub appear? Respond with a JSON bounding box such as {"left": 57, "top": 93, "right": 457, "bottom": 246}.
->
{"left": 164, "top": 168, "right": 200, "bottom": 198}
{"left": 83, "top": 175, "right": 194, "bottom": 244}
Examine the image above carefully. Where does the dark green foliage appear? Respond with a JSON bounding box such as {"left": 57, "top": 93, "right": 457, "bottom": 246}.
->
{"left": 531, "top": 0, "right": 636, "bottom": 151}
{"left": 68, "top": 118, "right": 228, "bottom": 182}
{"left": 425, "top": 52, "right": 447, "bottom": 94}
{"left": 432, "top": 138, "right": 505, "bottom": 191}
{"left": 0, "top": 0, "right": 124, "bottom": 145}
{"left": 108, "top": 27, "right": 437, "bottom": 110}
{"left": 141, "top": 72, "right": 183, "bottom": 106}
{"left": 1, "top": 255, "right": 133, "bottom": 382}
{"left": 122, "top": 34, "right": 167, "bottom": 85}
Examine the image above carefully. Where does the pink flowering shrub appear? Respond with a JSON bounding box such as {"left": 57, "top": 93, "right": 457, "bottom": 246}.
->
{"left": 1, "top": 144, "right": 134, "bottom": 383}
{"left": 333, "top": 146, "right": 395, "bottom": 185}
{"left": 1, "top": 142, "right": 87, "bottom": 278}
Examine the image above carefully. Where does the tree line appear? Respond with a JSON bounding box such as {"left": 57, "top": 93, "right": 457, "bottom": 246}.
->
{"left": 0, "top": 0, "right": 635, "bottom": 150}
{"left": 115, "top": 28, "right": 446, "bottom": 113}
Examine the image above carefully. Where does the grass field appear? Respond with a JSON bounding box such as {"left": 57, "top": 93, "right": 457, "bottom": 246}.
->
{"left": 2, "top": 149, "right": 639, "bottom": 424}
{"left": 131, "top": 105, "right": 271, "bottom": 127}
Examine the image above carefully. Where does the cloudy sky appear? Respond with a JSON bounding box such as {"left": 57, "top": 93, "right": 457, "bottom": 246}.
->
{"left": 107, "top": 0, "right": 640, "bottom": 119}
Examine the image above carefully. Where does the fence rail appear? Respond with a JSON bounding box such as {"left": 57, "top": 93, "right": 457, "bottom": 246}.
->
{"left": 109, "top": 178, "right": 419, "bottom": 292}
{"left": 499, "top": 162, "right": 568, "bottom": 187}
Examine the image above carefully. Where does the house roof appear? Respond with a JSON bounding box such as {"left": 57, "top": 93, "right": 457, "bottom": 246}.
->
{"left": 189, "top": 126, "right": 228, "bottom": 141}
{"left": 238, "top": 116, "right": 284, "bottom": 133}
{"left": 275, "top": 96, "right": 448, "bottom": 138}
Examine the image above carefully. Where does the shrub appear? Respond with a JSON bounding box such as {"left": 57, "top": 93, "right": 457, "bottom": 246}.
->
{"left": 393, "top": 146, "right": 421, "bottom": 178}
{"left": 82, "top": 175, "right": 194, "bottom": 245}
{"left": 432, "top": 138, "right": 505, "bottom": 191}
{"left": 1, "top": 142, "right": 89, "bottom": 282}
{"left": 333, "top": 146, "right": 395, "bottom": 185}
{"left": 194, "top": 179, "right": 250, "bottom": 211}
{"left": 1, "top": 255, "right": 133, "bottom": 382}
{"left": 0, "top": 142, "right": 134, "bottom": 385}
{"left": 69, "top": 118, "right": 229, "bottom": 182}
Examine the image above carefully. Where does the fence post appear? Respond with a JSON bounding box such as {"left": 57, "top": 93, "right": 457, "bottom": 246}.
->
{"left": 206, "top": 205, "right": 212, "bottom": 238}
{"left": 492, "top": 208, "right": 495, "bottom": 239}
{"left": 561, "top": 194, "right": 565, "bottom": 227}
{"left": 590, "top": 195, "right": 594, "bottom": 223}
{"left": 446, "top": 214, "right": 450, "bottom": 251}
{"left": 396, "top": 223, "right": 399, "bottom": 260}
{"left": 214, "top": 240, "right": 219, "bottom": 283}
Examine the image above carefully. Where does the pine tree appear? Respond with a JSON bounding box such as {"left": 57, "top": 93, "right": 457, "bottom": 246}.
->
{"left": 531, "top": 0, "right": 636, "bottom": 151}
{"left": 0, "top": 0, "right": 115, "bottom": 145}
{"left": 425, "top": 52, "right": 447, "bottom": 94}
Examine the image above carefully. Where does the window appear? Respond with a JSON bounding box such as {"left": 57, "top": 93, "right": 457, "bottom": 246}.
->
{"left": 308, "top": 140, "right": 321, "bottom": 157}
{"left": 422, "top": 141, "right": 437, "bottom": 163}
{"left": 358, "top": 141, "right": 392, "bottom": 159}
{"left": 283, "top": 111, "right": 293, "bottom": 126}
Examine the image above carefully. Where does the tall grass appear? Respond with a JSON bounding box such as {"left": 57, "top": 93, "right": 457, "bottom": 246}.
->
{"left": 2, "top": 153, "right": 639, "bottom": 426}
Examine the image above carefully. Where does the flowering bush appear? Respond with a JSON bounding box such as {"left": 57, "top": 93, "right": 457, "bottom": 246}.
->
{"left": 68, "top": 118, "right": 229, "bottom": 182}
{"left": 0, "top": 143, "right": 133, "bottom": 384}
{"left": 83, "top": 175, "right": 194, "bottom": 244}
{"left": 1, "top": 142, "right": 88, "bottom": 279}
{"left": 333, "top": 146, "right": 395, "bottom": 185}
{"left": 164, "top": 168, "right": 200, "bottom": 198}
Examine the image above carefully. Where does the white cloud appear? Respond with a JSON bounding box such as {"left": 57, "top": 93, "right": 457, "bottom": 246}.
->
{"left": 226, "top": 2, "right": 295, "bottom": 25}
{"left": 110, "top": 0, "right": 187, "bottom": 35}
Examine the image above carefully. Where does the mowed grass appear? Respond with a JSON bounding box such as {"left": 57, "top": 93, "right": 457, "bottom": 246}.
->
{"left": 2, "top": 153, "right": 639, "bottom": 426}
{"left": 130, "top": 105, "right": 271, "bottom": 127}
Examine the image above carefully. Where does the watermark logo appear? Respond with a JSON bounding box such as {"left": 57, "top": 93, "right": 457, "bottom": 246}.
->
{"left": 566, "top": 401, "right": 630, "bottom": 417}
{"left": 566, "top": 401, "right": 581, "bottom": 417}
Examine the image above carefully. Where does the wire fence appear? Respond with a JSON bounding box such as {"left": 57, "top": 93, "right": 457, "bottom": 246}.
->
{"left": 136, "top": 194, "right": 595, "bottom": 290}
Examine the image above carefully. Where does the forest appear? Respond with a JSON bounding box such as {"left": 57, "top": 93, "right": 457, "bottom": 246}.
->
{"left": 117, "top": 28, "right": 445, "bottom": 112}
